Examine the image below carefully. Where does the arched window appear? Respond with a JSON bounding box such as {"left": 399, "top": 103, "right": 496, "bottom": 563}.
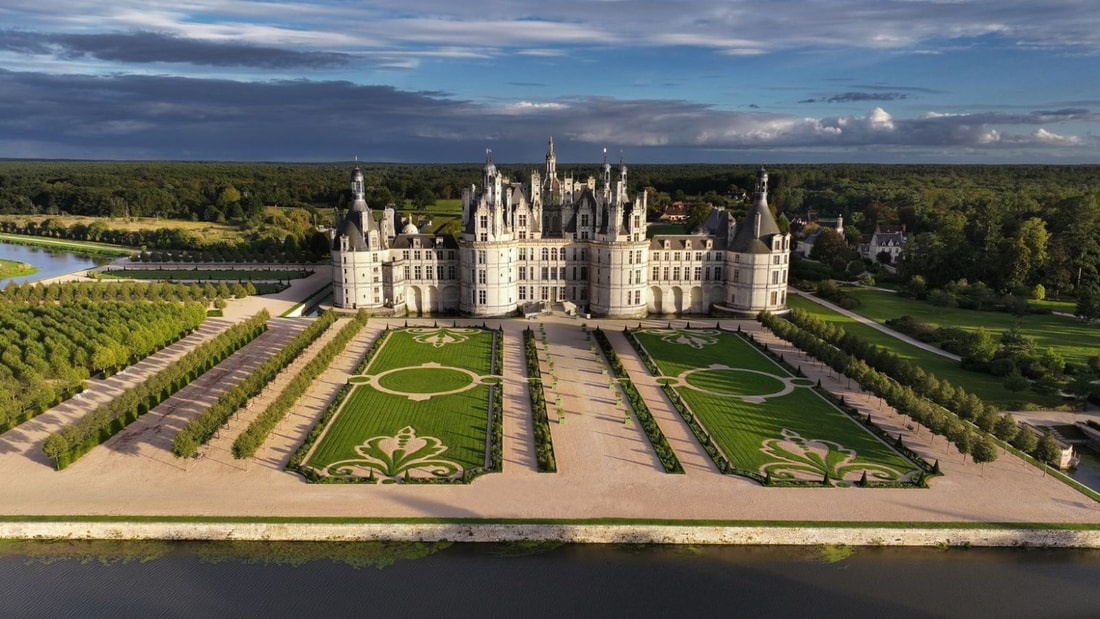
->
{"left": 542, "top": 247, "right": 549, "bottom": 260}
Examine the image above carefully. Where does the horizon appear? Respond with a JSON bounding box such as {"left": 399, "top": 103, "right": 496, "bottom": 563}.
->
{"left": 2, "top": 1, "right": 1098, "bottom": 163}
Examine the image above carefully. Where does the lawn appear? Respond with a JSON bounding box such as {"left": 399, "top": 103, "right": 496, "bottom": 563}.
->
{"left": 634, "top": 328, "right": 921, "bottom": 483}
{"left": 787, "top": 294, "right": 1060, "bottom": 408}
{"left": 0, "top": 258, "right": 36, "bottom": 279}
{"left": 845, "top": 287, "right": 1098, "bottom": 366}
{"left": 302, "top": 326, "right": 497, "bottom": 481}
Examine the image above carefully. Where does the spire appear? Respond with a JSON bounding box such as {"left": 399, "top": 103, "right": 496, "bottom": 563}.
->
{"left": 602, "top": 147, "right": 611, "bottom": 189}
{"left": 545, "top": 136, "right": 556, "bottom": 181}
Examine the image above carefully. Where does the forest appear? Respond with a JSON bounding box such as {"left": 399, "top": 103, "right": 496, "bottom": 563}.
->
{"left": 1, "top": 160, "right": 1099, "bottom": 296}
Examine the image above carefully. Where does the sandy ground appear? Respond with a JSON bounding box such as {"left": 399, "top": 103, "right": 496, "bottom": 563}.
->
{"left": 1, "top": 271, "right": 1098, "bottom": 523}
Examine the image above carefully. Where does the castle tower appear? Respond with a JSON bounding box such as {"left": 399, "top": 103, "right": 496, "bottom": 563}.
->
{"left": 724, "top": 167, "right": 790, "bottom": 312}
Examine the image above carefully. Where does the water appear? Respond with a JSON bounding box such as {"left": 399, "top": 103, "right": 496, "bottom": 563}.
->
{"left": 0, "top": 241, "right": 113, "bottom": 284}
{"left": 1, "top": 541, "right": 1098, "bottom": 618}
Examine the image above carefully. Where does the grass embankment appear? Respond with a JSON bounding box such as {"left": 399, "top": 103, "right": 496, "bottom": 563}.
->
{"left": 0, "top": 259, "right": 36, "bottom": 279}
{"left": 845, "top": 288, "right": 1098, "bottom": 366}
{"left": 787, "top": 295, "right": 1059, "bottom": 408}
{"left": 0, "top": 232, "right": 131, "bottom": 256}
{"left": 100, "top": 269, "right": 313, "bottom": 281}
{"left": 0, "top": 215, "right": 241, "bottom": 244}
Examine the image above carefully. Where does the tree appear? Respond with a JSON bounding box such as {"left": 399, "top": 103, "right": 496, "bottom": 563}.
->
{"left": 1034, "top": 432, "right": 1062, "bottom": 467}
{"left": 971, "top": 435, "right": 999, "bottom": 474}
{"left": 1011, "top": 427, "right": 1038, "bottom": 453}
{"left": 1076, "top": 280, "right": 1100, "bottom": 323}
{"left": 993, "top": 413, "right": 1019, "bottom": 443}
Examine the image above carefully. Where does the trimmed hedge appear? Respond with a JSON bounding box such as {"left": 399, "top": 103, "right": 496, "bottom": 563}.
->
{"left": 524, "top": 327, "right": 557, "bottom": 473}
{"left": 172, "top": 311, "right": 339, "bottom": 458}
{"left": 594, "top": 327, "right": 683, "bottom": 474}
{"left": 232, "top": 311, "right": 369, "bottom": 459}
{"left": 42, "top": 310, "right": 270, "bottom": 469}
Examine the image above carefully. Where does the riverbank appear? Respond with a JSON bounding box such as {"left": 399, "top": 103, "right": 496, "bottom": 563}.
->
{"left": 2, "top": 518, "right": 1099, "bottom": 547}
{"left": 0, "top": 232, "right": 132, "bottom": 256}
{"left": 0, "top": 258, "right": 36, "bottom": 279}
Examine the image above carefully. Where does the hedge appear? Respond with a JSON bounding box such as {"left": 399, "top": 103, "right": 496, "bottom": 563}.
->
{"left": 42, "top": 310, "right": 270, "bottom": 469}
{"left": 232, "top": 311, "right": 369, "bottom": 459}
{"left": 524, "top": 327, "right": 557, "bottom": 473}
{"left": 172, "top": 310, "right": 339, "bottom": 458}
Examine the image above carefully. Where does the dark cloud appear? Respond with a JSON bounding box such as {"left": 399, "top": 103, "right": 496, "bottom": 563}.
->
{"left": 0, "top": 69, "right": 1091, "bottom": 162}
{"left": 824, "top": 92, "right": 909, "bottom": 103}
{"left": 507, "top": 81, "right": 547, "bottom": 87}
{"left": 0, "top": 29, "right": 350, "bottom": 69}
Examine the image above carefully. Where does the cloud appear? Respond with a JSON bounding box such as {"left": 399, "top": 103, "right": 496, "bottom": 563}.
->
{"left": 0, "top": 29, "right": 351, "bottom": 68}
{"left": 0, "top": 69, "right": 1091, "bottom": 162}
{"left": 825, "top": 92, "right": 910, "bottom": 103}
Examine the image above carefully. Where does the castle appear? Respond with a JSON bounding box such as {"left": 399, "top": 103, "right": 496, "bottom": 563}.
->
{"left": 332, "top": 139, "right": 790, "bottom": 317}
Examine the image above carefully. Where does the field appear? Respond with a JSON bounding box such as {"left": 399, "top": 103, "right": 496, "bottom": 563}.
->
{"left": 634, "top": 327, "right": 922, "bottom": 483}
{"left": 0, "top": 215, "right": 242, "bottom": 244}
{"left": 787, "top": 295, "right": 1060, "bottom": 408}
{"left": 0, "top": 258, "right": 36, "bottom": 279}
{"left": 302, "top": 327, "right": 497, "bottom": 481}
{"left": 846, "top": 287, "right": 1098, "bottom": 366}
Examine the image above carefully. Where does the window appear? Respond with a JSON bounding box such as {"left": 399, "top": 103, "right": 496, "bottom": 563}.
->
{"left": 519, "top": 247, "right": 527, "bottom": 260}
{"left": 448, "top": 265, "right": 456, "bottom": 279}
{"left": 663, "top": 267, "right": 669, "bottom": 280}
{"left": 436, "top": 265, "right": 444, "bottom": 279}
{"left": 519, "top": 286, "right": 527, "bottom": 300}
{"left": 480, "top": 215, "right": 488, "bottom": 230}
{"left": 478, "top": 250, "right": 486, "bottom": 264}
{"left": 664, "top": 252, "right": 670, "bottom": 261}
{"left": 636, "top": 250, "right": 643, "bottom": 263}
{"left": 714, "top": 266, "right": 722, "bottom": 280}
{"left": 542, "top": 247, "right": 550, "bottom": 260}
{"left": 518, "top": 214, "right": 527, "bottom": 227}
{"left": 772, "top": 271, "right": 779, "bottom": 284}
{"left": 734, "top": 254, "right": 740, "bottom": 263}
{"left": 770, "top": 291, "right": 778, "bottom": 306}
{"left": 402, "top": 250, "right": 409, "bottom": 260}
{"left": 732, "top": 269, "right": 739, "bottom": 283}
{"left": 541, "top": 267, "right": 549, "bottom": 280}
{"left": 479, "top": 290, "right": 487, "bottom": 305}
{"left": 519, "top": 231, "right": 527, "bottom": 239}
{"left": 674, "top": 252, "right": 680, "bottom": 261}
{"left": 628, "top": 252, "right": 634, "bottom": 265}
{"left": 480, "top": 233, "right": 487, "bottom": 242}
{"left": 672, "top": 267, "right": 680, "bottom": 280}
{"left": 572, "top": 266, "right": 577, "bottom": 279}
{"left": 414, "top": 266, "right": 422, "bottom": 279}
{"left": 695, "top": 252, "right": 702, "bottom": 261}
{"left": 580, "top": 287, "right": 588, "bottom": 300}
{"left": 550, "top": 267, "right": 558, "bottom": 280}
{"left": 782, "top": 269, "right": 787, "bottom": 282}
{"left": 580, "top": 266, "right": 588, "bottom": 279}
{"left": 572, "top": 248, "right": 578, "bottom": 260}
{"left": 694, "top": 266, "right": 702, "bottom": 280}
{"left": 581, "top": 213, "right": 590, "bottom": 227}
{"left": 652, "top": 267, "right": 660, "bottom": 280}
{"left": 635, "top": 269, "right": 641, "bottom": 284}
{"left": 541, "top": 287, "right": 549, "bottom": 301}
{"left": 519, "top": 266, "right": 527, "bottom": 280}
{"left": 774, "top": 255, "right": 781, "bottom": 264}
{"left": 478, "top": 270, "right": 486, "bottom": 284}
{"left": 634, "top": 290, "right": 641, "bottom": 305}
{"left": 448, "top": 250, "right": 455, "bottom": 260}
{"left": 651, "top": 251, "right": 659, "bottom": 261}
{"left": 403, "top": 266, "right": 410, "bottom": 279}
{"left": 414, "top": 250, "right": 421, "bottom": 260}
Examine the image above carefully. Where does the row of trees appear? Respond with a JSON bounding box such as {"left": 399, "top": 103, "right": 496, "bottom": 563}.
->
{"left": 42, "top": 311, "right": 270, "bottom": 469}
{"left": 1, "top": 279, "right": 253, "bottom": 305}
{"left": 523, "top": 327, "right": 557, "bottom": 473}
{"left": 592, "top": 327, "right": 683, "bottom": 474}
{"left": 232, "top": 311, "right": 368, "bottom": 459}
{"left": 172, "top": 311, "right": 340, "bottom": 458}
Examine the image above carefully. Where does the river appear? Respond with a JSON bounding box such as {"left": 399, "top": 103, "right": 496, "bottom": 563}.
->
{"left": 1, "top": 541, "right": 1098, "bottom": 618}
{"left": 0, "top": 241, "right": 113, "bottom": 284}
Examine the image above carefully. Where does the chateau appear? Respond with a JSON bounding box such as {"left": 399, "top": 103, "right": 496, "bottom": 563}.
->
{"left": 332, "top": 139, "right": 790, "bottom": 317}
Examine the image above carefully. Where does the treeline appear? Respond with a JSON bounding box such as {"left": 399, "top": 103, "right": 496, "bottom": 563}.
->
{"left": 172, "top": 311, "right": 340, "bottom": 458}
{"left": 232, "top": 311, "right": 368, "bottom": 459}
{"left": 42, "top": 311, "right": 270, "bottom": 469}
{"left": 760, "top": 310, "right": 1065, "bottom": 467}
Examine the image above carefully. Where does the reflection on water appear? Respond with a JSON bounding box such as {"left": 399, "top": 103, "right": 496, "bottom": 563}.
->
{"left": 0, "top": 241, "right": 113, "bottom": 284}
{"left": 1, "top": 540, "right": 1099, "bottom": 618}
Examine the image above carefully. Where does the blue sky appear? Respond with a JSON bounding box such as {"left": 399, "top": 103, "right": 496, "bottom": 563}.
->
{"left": 1, "top": 0, "right": 1097, "bottom": 162}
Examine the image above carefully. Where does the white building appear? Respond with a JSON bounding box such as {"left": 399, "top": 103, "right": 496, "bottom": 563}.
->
{"left": 860, "top": 224, "right": 906, "bottom": 264}
{"left": 332, "top": 139, "right": 790, "bottom": 317}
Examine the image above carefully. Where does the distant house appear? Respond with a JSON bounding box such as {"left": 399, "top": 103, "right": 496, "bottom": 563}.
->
{"left": 797, "top": 215, "right": 844, "bottom": 258}
{"left": 860, "top": 224, "right": 906, "bottom": 263}
{"left": 659, "top": 202, "right": 689, "bottom": 222}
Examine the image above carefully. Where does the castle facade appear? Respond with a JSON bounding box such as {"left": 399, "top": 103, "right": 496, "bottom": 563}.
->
{"left": 332, "top": 139, "right": 790, "bottom": 317}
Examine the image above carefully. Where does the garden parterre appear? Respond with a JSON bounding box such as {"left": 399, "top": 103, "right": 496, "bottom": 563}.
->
{"left": 300, "top": 326, "right": 499, "bottom": 482}
{"left": 632, "top": 327, "right": 923, "bottom": 484}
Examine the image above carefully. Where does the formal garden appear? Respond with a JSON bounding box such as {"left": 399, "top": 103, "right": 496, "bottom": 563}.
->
{"left": 296, "top": 325, "right": 503, "bottom": 483}
{"left": 629, "top": 326, "right": 927, "bottom": 487}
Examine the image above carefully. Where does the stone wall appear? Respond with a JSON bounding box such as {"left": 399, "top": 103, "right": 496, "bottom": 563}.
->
{"left": 1, "top": 521, "right": 1097, "bottom": 548}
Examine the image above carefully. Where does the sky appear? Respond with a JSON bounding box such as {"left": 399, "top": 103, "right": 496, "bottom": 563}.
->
{"left": 1, "top": 1, "right": 1098, "bottom": 163}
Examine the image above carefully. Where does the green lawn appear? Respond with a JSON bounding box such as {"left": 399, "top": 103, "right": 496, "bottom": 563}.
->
{"left": 302, "top": 386, "right": 489, "bottom": 473}
{"left": 788, "top": 294, "right": 1058, "bottom": 408}
{"left": 846, "top": 287, "right": 1098, "bottom": 366}
{"left": 302, "top": 326, "right": 496, "bottom": 480}
{"left": 634, "top": 329, "right": 920, "bottom": 482}
{"left": 366, "top": 327, "right": 494, "bottom": 375}
{"left": 377, "top": 367, "right": 473, "bottom": 393}
{"left": 0, "top": 258, "right": 36, "bottom": 279}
